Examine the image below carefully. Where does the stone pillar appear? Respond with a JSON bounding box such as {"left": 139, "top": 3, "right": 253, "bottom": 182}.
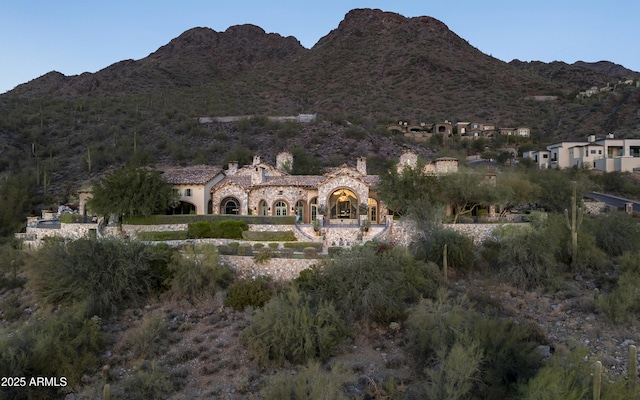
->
{"left": 625, "top": 202, "right": 633, "bottom": 214}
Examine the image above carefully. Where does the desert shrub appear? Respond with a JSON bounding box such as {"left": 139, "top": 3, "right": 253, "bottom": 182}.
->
{"left": 167, "top": 244, "right": 233, "bottom": 302}
{"left": 260, "top": 361, "right": 352, "bottom": 400}
{"left": 596, "top": 252, "right": 640, "bottom": 324}
{"left": 122, "top": 314, "right": 168, "bottom": 358}
{"left": 590, "top": 212, "right": 640, "bottom": 257}
{"left": 241, "top": 288, "right": 346, "bottom": 366}
{"left": 519, "top": 346, "right": 629, "bottom": 400}
{"left": 119, "top": 360, "right": 174, "bottom": 400}
{"left": 0, "top": 305, "right": 105, "bottom": 399}
{"left": 481, "top": 224, "right": 560, "bottom": 289}
{"left": 0, "top": 241, "right": 27, "bottom": 291}
{"left": 225, "top": 276, "right": 273, "bottom": 311}
{"left": 300, "top": 246, "right": 444, "bottom": 324}
{"left": 412, "top": 227, "right": 475, "bottom": 272}
{"left": 303, "top": 247, "right": 318, "bottom": 258}
{"left": 27, "top": 238, "right": 170, "bottom": 317}
{"left": 407, "top": 290, "right": 545, "bottom": 399}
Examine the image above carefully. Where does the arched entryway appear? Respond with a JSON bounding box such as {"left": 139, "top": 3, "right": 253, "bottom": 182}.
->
{"left": 220, "top": 197, "right": 240, "bottom": 215}
{"left": 329, "top": 188, "right": 358, "bottom": 221}
{"left": 257, "top": 200, "right": 268, "bottom": 216}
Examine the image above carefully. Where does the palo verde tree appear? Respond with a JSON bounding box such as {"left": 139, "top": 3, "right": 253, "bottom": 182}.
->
{"left": 377, "top": 163, "right": 442, "bottom": 217}
{"left": 87, "top": 166, "right": 177, "bottom": 224}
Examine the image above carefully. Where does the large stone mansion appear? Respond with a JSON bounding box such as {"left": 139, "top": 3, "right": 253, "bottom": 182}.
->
{"left": 110, "top": 151, "right": 459, "bottom": 226}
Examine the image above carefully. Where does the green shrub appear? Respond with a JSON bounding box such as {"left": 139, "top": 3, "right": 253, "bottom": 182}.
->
{"left": 481, "top": 224, "right": 560, "bottom": 289}
{"left": 254, "top": 249, "right": 275, "bottom": 264}
{"left": 303, "top": 247, "right": 318, "bottom": 258}
{"left": 122, "top": 314, "right": 168, "bottom": 358}
{"left": 412, "top": 227, "right": 474, "bottom": 272}
{"left": 283, "top": 242, "right": 323, "bottom": 252}
{"left": 591, "top": 212, "right": 640, "bottom": 257}
{"left": 596, "top": 251, "right": 640, "bottom": 324}
{"left": 241, "top": 288, "right": 346, "bottom": 366}
{"left": 0, "top": 306, "right": 105, "bottom": 399}
{"left": 187, "top": 220, "right": 248, "bottom": 239}
{"left": 124, "top": 214, "right": 295, "bottom": 225}
{"left": 253, "top": 243, "right": 265, "bottom": 249}
{"left": 407, "top": 290, "right": 545, "bottom": 399}
{"left": 27, "top": 238, "right": 170, "bottom": 317}
{"left": 119, "top": 360, "right": 174, "bottom": 400}
{"left": 217, "top": 244, "right": 235, "bottom": 255}
{"left": 241, "top": 230, "right": 296, "bottom": 241}
{"left": 167, "top": 244, "right": 233, "bottom": 302}
{"left": 301, "top": 246, "right": 444, "bottom": 324}
{"left": 260, "top": 361, "right": 352, "bottom": 400}
{"left": 327, "top": 246, "right": 343, "bottom": 257}
{"left": 225, "top": 276, "right": 273, "bottom": 311}
{"left": 137, "top": 230, "right": 188, "bottom": 241}
{"left": 237, "top": 243, "right": 253, "bottom": 256}
{"left": 268, "top": 242, "right": 279, "bottom": 249}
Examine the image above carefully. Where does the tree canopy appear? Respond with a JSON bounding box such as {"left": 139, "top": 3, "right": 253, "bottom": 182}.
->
{"left": 87, "top": 167, "right": 176, "bottom": 219}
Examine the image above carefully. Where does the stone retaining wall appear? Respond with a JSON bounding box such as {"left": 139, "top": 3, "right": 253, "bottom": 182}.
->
{"left": 389, "top": 220, "right": 529, "bottom": 246}
{"left": 220, "top": 255, "right": 319, "bottom": 281}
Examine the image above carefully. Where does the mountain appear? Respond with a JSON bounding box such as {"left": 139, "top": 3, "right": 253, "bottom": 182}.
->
{"left": 1, "top": 8, "right": 639, "bottom": 201}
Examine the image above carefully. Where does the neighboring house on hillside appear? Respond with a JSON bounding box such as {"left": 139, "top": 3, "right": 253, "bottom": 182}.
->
{"left": 522, "top": 150, "right": 550, "bottom": 168}
{"left": 523, "top": 134, "right": 640, "bottom": 172}
{"left": 78, "top": 151, "right": 460, "bottom": 225}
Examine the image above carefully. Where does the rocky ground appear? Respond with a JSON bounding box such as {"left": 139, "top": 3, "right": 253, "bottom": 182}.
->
{"left": 57, "top": 268, "right": 636, "bottom": 399}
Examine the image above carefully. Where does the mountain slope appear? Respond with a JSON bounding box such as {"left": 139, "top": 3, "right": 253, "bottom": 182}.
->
{"left": 0, "top": 8, "right": 639, "bottom": 202}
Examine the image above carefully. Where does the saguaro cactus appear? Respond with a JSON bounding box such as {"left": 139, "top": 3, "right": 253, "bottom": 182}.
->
{"left": 443, "top": 243, "right": 448, "bottom": 284}
{"left": 593, "top": 361, "right": 602, "bottom": 400}
{"left": 103, "top": 383, "right": 111, "bottom": 400}
{"left": 630, "top": 345, "right": 638, "bottom": 393}
{"left": 564, "top": 181, "right": 583, "bottom": 267}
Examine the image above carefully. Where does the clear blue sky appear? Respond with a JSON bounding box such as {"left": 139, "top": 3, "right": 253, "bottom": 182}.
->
{"left": 1, "top": 0, "right": 638, "bottom": 94}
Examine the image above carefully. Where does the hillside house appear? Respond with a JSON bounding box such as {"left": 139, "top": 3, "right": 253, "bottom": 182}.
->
{"left": 523, "top": 134, "right": 640, "bottom": 172}
{"left": 78, "top": 152, "right": 459, "bottom": 227}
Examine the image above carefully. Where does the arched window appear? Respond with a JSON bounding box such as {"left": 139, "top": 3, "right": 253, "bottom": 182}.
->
{"left": 310, "top": 197, "right": 318, "bottom": 221}
{"left": 259, "top": 200, "right": 268, "bottom": 216}
{"left": 368, "top": 197, "right": 378, "bottom": 223}
{"left": 221, "top": 197, "right": 240, "bottom": 215}
{"left": 274, "top": 201, "right": 288, "bottom": 216}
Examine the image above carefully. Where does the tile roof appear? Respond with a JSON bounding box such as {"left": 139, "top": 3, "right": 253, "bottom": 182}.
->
{"left": 160, "top": 165, "right": 223, "bottom": 185}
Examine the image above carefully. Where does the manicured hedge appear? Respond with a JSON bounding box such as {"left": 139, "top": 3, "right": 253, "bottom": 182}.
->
{"left": 124, "top": 214, "right": 295, "bottom": 225}
{"left": 187, "top": 220, "right": 248, "bottom": 239}
{"left": 241, "top": 231, "right": 297, "bottom": 241}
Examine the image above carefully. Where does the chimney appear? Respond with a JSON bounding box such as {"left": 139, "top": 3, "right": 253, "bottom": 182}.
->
{"left": 356, "top": 156, "right": 367, "bottom": 175}
{"left": 252, "top": 155, "right": 261, "bottom": 166}
{"left": 251, "top": 166, "right": 265, "bottom": 185}
{"left": 606, "top": 133, "right": 615, "bottom": 139}
{"left": 587, "top": 135, "right": 596, "bottom": 142}
{"left": 276, "top": 151, "right": 294, "bottom": 171}
{"left": 227, "top": 161, "right": 238, "bottom": 175}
